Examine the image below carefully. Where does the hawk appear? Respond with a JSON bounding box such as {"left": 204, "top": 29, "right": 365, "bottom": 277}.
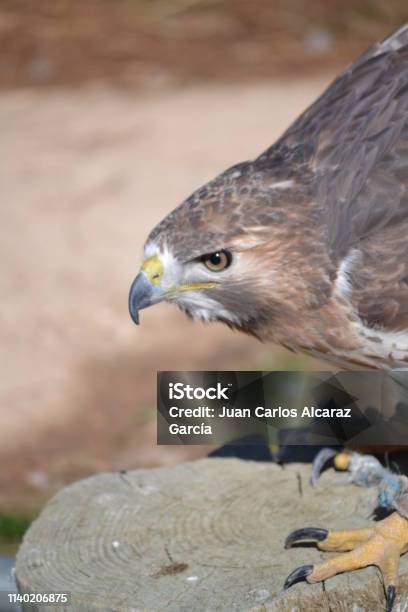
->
{"left": 129, "top": 24, "right": 408, "bottom": 612}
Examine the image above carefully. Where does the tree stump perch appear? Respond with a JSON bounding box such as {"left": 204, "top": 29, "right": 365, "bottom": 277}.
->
{"left": 15, "top": 458, "right": 408, "bottom": 611}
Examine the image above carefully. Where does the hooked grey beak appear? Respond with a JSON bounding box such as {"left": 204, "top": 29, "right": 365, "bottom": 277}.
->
{"left": 128, "top": 272, "right": 164, "bottom": 325}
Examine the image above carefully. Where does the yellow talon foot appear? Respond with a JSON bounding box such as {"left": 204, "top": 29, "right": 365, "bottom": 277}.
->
{"left": 284, "top": 512, "right": 408, "bottom": 612}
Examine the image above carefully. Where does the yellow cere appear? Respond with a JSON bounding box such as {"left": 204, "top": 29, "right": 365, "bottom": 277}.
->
{"left": 141, "top": 255, "right": 164, "bottom": 285}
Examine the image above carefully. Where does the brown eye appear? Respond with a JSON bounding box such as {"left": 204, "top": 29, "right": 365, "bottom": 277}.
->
{"left": 202, "top": 250, "right": 232, "bottom": 272}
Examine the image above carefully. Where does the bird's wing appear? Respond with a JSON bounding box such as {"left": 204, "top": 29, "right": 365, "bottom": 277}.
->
{"left": 264, "top": 24, "right": 408, "bottom": 258}
{"left": 264, "top": 25, "right": 408, "bottom": 331}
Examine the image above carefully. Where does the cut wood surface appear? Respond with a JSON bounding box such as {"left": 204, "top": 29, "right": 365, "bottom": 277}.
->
{"left": 15, "top": 458, "right": 408, "bottom": 611}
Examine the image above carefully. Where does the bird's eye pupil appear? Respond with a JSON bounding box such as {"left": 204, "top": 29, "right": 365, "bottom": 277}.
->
{"left": 202, "top": 249, "right": 232, "bottom": 271}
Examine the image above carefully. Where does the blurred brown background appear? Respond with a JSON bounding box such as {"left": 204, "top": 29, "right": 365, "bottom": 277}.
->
{"left": 1, "top": 1, "right": 407, "bottom": 522}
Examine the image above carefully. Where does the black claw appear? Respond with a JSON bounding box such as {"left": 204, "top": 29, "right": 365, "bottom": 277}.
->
{"left": 284, "top": 564, "right": 314, "bottom": 590}
{"left": 386, "top": 585, "right": 396, "bottom": 612}
{"left": 284, "top": 527, "right": 328, "bottom": 549}
{"left": 310, "top": 448, "right": 338, "bottom": 486}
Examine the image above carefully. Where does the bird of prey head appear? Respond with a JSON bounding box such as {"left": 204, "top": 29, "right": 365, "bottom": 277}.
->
{"left": 129, "top": 24, "right": 408, "bottom": 367}
{"left": 129, "top": 156, "right": 324, "bottom": 338}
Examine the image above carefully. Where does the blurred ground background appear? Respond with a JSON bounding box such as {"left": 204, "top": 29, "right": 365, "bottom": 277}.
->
{"left": 1, "top": 0, "right": 408, "bottom": 549}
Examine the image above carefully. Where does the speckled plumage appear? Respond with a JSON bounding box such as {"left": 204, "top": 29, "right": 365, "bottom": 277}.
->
{"left": 145, "top": 24, "right": 408, "bottom": 369}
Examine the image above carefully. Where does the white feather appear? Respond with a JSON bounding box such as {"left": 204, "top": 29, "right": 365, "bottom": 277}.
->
{"left": 335, "top": 249, "right": 361, "bottom": 297}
